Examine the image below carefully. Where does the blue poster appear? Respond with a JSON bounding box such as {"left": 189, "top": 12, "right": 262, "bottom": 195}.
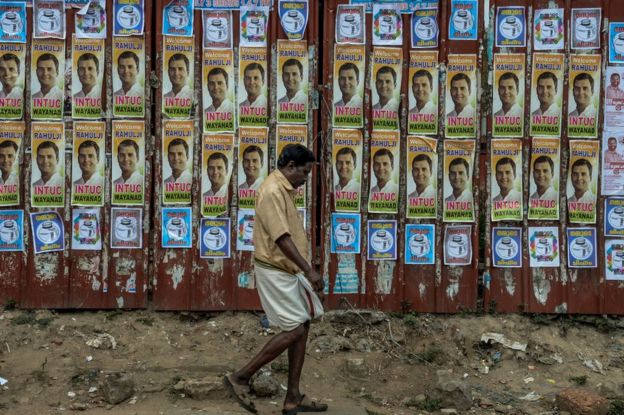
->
{"left": 113, "top": 0, "right": 144, "bottom": 36}
{"left": 605, "top": 198, "right": 624, "bottom": 236}
{"left": 405, "top": 224, "right": 435, "bottom": 265}
{"left": 411, "top": 8, "right": 438, "bottom": 49}
{"left": 30, "top": 211, "right": 64, "bottom": 254}
{"left": 278, "top": 0, "right": 307, "bottom": 41}
{"left": 0, "top": 209, "right": 23, "bottom": 251}
{"left": 367, "top": 219, "right": 397, "bottom": 260}
{"left": 609, "top": 23, "right": 624, "bottom": 64}
{"left": 200, "top": 217, "right": 230, "bottom": 258}
{"left": 331, "top": 212, "right": 361, "bottom": 254}
{"left": 567, "top": 227, "right": 597, "bottom": 268}
{"left": 449, "top": 0, "right": 477, "bottom": 41}
{"left": 0, "top": 2, "right": 26, "bottom": 43}
{"left": 161, "top": 207, "right": 192, "bottom": 248}
{"left": 492, "top": 227, "right": 521, "bottom": 268}
{"left": 495, "top": 6, "right": 525, "bottom": 48}
{"left": 163, "top": 0, "right": 194, "bottom": 37}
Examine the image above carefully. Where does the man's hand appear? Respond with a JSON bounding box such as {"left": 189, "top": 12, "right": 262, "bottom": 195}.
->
{"left": 304, "top": 268, "right": 324, "bottom": 293}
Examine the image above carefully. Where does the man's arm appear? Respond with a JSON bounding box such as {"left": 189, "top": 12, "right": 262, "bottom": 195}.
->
{"left": 275, "top": 234, "right": 324, "bottom": 293}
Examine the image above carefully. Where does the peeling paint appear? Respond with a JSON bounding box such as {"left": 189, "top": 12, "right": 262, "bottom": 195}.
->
{"left": 126, "top": 273, "right": 136, "bottom": 293}
{"left": 238, "top": 271, "right": 256, "bottom": 289}
{"left": 375, "top": 261, "right": 395, "bottom": 295}
{"left": 568, "top": 269, "right": 577, "bottom": 284}
{"left": 115, "top": 257, "right": 136, "bottom": 276}
{"left": 532, "top": 268, "right": 551, "bottom": 306}
{"left": 166, "top": 265, "right": 184, "bottom": 290}
{"left": 555, "top": 302, "right": 567, "bottom": 314}
{"left": 206, "top": 258, "right": 224, "bottom": 273}
{"left": 418, "top": 282, "right": 426, "bottom": 298}
{"left": 77, "top": 256, "right": 100, "bottom": 274}
{"left": 446, "top": 267, "right": 462, "bottom": 299}
{"left": 35, "top": 254, "right": 59, "bottom": 283}
{"left": 90, "top": 275, "right": 101, "bottom": 291}
{"left": 162, "top": 250, "right": 176, "bottom": 264}
{"left": 116, "top": 296, "right": 124, "bottom": 308}
{"left": 503, "top": 269, "right": 516, "bottom": 296}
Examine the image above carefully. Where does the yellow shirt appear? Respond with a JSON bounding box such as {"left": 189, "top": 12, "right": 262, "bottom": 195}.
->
{"left": 254, "top": 169, "right": 309, "bottom": 274}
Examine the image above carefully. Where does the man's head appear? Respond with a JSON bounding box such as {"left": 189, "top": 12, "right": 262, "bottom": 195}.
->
{"left": 207, "top": 67, "right": 228, "bottom": 104}
{"left": 449, "top": 157, "right": 470, "bottom": 193}
{"left": 412, "top": 70, "right": 433, "bottom": 107}
{"left": 207, "top": 152, "right": 228, "bottom": 189}
{"left": 411, "top": 154, "right": 432, "bottom": 190}
{"left": 0, "top": 140, "right": 18, "bottom": 177}
{"left": 532, "top": 155, "right": 554, "bottom": 191}
{"left": 168, "top": 53, "right": 189, "bottom": 91}
{"left": 117, "top": 51, "right": 139, "bottom": 87}
{"left": 282, "top": 58, "right": 303, "bottom": 96}
{"left": 77, "top": 140, "right": 100, "bottom": 178}
{"left": 36, "top": 141, "right": 59, "bottom": 178}
{"left": 167, "top": 139, "right": 189, "bottom": 176}
{"left": 498, "top": 72, "right": 519, "bottom": 108}
{"left": 335, "top": 147, "right": 356, "bottom": 182}
{"left": 572, "top": 73, "right": 594, "bottom": 109}
{"left": 611, "top": 72, "right": 621, "bottom": 88}
{"left": 571, "top": 158, "right": 592, "bottom": 194}
{"left": 495, "top": 157, "right": 516, "bottom": 193}
{"left": 243, "top": 63, "right": 265, "bottom": 100}
{"left": 277, "top": 144, "right": 315, "bottom": 188}
{"left": 450, "top": 73, "right": 471, "bottom": 109}
{"left": 242, "top": 145, "right": 263, "bottom": 183}
{"left": 536, "top": 71, "right": 557, "bottom": 107}
{"left": 36, "top": 53, "right": 59, "bottom": 90}
{"left": 338, "top": 62, "right": 359, "bottom": 101}
{"left": 372, "top": 148, "right": 394, "bottom": 185}
{"left": 375, "top": 66, "right": 397, "bottom": 102}
{"left": 0, "top": 53, "right": 20, "bottom": 92}
{"left": 609, "top": 137, "right": 618, "bottom": 151}
{"left": 117, "top": 139, "right": 139, "bottom": 175}
{"left": 77, "top": 53, "right": 99, "bottom": 91}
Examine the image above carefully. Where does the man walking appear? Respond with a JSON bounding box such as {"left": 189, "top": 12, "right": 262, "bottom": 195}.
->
{"left": 225, "top": 144, "right": 327, "bottom": 415}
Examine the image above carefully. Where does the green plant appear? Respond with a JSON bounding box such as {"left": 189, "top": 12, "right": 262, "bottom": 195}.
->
{"left": 609, "top": 399, "right": 624, "bottom": 415}
{"left": 568, "top": 375, "right": 587, "bottom": 386}
{"left": 4, "top": 298, "right": 16, "bottom": 310}
{"left": 413, "top": 345, "right": 444, "bottom": 364}
{"left": 417, "top": 396, "right": 442, "bottom": 412}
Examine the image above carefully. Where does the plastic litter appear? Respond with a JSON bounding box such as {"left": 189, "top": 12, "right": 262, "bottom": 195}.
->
{"left": 480, "top": 333, "right": 527, "bottom": 352}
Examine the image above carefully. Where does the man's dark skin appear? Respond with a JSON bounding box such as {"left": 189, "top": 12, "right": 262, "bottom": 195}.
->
{"left": 227, "top": 159, "right": 324, "bottom": 413}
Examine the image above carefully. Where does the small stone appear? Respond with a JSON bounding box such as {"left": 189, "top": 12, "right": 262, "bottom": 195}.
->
{"left": 173, "top": 378, "right": 224, "bottom": 400}
{"left": 355, "top": 338, "right": 371, "bottom": 353}
{"left": 101, "top": 373, "right": 135, "bottom": 405}
{"left": 555, "top": 388, "right": 609, "bottom": 415}
{"left": 69, "top": 402, "right": 88, "bottom": 411}
{"left": 344, "top": 358, "right": 368, "bottom": 379}
{"left": 441, "top": 409, "right": 458, "bottom": 414}
{"left": 251, "top": 372, "right": 279, "bottom": 397}
{"left": 67, "top": 391, "right": 76, "bottom": 398}
{"left": 432, "top": 370, "right": 472, "bottom": 411}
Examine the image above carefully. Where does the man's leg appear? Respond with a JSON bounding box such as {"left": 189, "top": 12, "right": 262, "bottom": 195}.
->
{"left": 283, "top": 320, "right": 310, "bottom": 410}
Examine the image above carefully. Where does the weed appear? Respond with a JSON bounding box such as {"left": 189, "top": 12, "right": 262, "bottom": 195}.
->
{"left": 3, "top": 298, "right": 16, "bottom": 310}
{"left": 105, "top": 310, "right": 123, "bottom": 320}
{"left": 568, "top": 375, "right": 587, "bottom": 386}
{"left": 11, "top": 313, "right": 53, "bottom": 328}
{"left": 413, "top": 344, "right": 444, "bottom": 364}
{"left": 403, "top": 313, "right": 418, "bottom": 328}
{"left": 365, "top": 410, "right": 385, "bottom": 415}
{"left": 609, "top": 399, "right": 624, "bottom": 415}
{"left": 136, "top": 317, "right": 154, "bottom": 326}
{"left": 417, "top": 396, "right": 442, "bottom": 412}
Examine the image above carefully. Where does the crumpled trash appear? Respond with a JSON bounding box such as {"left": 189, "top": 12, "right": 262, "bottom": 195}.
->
{"left": 518, "top": 391, "right": 542, "bottom": 401}
{"left": 480, "top": 333, "right": 527, "bottom": 352}
{"left": 0, "top": 376, "right": 7, "bottom": 386}
{"left": 577, "top": 353, "right": 605, "bottom": 375}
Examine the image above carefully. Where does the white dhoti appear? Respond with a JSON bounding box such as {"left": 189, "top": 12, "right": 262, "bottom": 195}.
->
{"left": 254, "top": 261, "right": 324, "bottom": 332}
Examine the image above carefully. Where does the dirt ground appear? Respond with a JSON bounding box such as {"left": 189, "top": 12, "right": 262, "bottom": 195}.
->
{"left": 1, "top": 308, "right": 623, "bottom": 415}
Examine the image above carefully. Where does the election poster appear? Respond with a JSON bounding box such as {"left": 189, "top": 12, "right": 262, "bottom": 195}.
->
{"left": 34, "top": 0, "right": 65, "bottom": 39}
{"left": 71, "top": 208, "right": 101, "bottom": 251}
{"left": 408, "top": 50, "right": 438, "bottom": 135}
{"left": 367, "top": 219, "right": 397, "bottom": 261}
{"left": 335, "top": 4, "right": 365, "bottom": 45}
{"left": 239, "top": 6, "right": 268, "bottom": 47}
{"left": 606, "top": 239, "right": 624, "bottom": 280}
{"left": 371, "top": 47, "right": 402, "bottom": 131}
{"left": 492, "top": 227, "right": 522, "bottom": 268}
{"left": 567, "top": 54, "right": 600, "bottom": 138}
{"left": 368, "top": 131, "right": 400, "bottom": 214}
{"left": 406, "top": 136, "right": 437, "bottom": 219}
{"left": 238, "top": 127, "right": 268, "bottom": 210}
{"left": 605, "top": 198, "right": 624, "bottom": 237}
{"left": 567, "top": 140, "right": 599, "bottom": 224}
{"left": 111, "top": 207, "right": 142, "bottom": 249}
{"left": 528, "top": 226, "right": 560, "bottom": 268}
{"left": 332, "top": 129, "right": 363, "bottom": 213}
{"left": 443, "top": 225, "right": 472, "bottom": 266}
{"left": 162, "top": 120, "right": 193, "bottom": 205}
{"left": 202, "top": 10, "right": 232, "bottom": 49}
{"left": 279, "top": 0, "right": 308, "bottom": 41}
{"left": 0, "top": 2, "right": 27, "bottom": 43}
{"left": 30, "top": 38, "right": 65, "bottom": 120}
{"left": 332, "top": 44, "right": 365, "bottom": 128}
{"left": 0, "top": 209, "right": 23, "bottom": 251}
{"left": 529, "top": 53, "right": 564, "bottom": 137}
{"left": 601, "top": 131, "right": 624, "bottom": 195}
{"left": 604, "top": 67, "right": 624, "bottom": 129}
{"left": 162, "top": 0, "right": 193, "bottom": 37}
{"left": 200, "top": 217, "right": 230, "bottom": 258}
{"left": 113, "top": 0, "right": 144, "bottom": 36}
{"left": 0, "top": 121, "right": 23, "bottom": 206}
{"left": 276, "top": 124, "right": 307, "bottom": 208}
{"left": 31, "top": 122, "right": 65, "bottom": 208}
{"left": 495, "top": 6, "right": 526, "bottom": 48}
{"left": 75, "top": 0, "right": 107, "bottom": 39}
{"left": 492, "top": 54, "right": 525, "bottom": 137}
{"left": 567, "top": 227, "right": 597, "bottom": 268}
{"left": 449, "top": 0, "right": 478, "bottom": 41}
{"left": 571, "top": 8, "right": 601, "bottom": 50}
{"left": 609, "top": 23, "right": 624, "bottom": 64}
{"left": 161, "top": 207, "right": 192, "bottom": 248}
{"left": 112, "top": 36, "right": 145, "bottom": 118}
{"left": 238, "top": 47, "right": 268, "bottom": 127}
{"left": 277, "top": 40, "right": 308, "bottom": 124}
{"left": 405, "top": 224, "right": 435, "bottom": 265}
{"left": 528, "top": 138, "right": 560, "bottom": 220}
{"left": 330, "top": 212, "right": 361, "bottom": 254}
{"left": 201, "top": 133, "right": 233, "bottom": 217}
{"left": 162, "top": 35, "right": 194, "bottom": 119}
{"left": 111, "top": 120, "right": 145, "bottom": 206}
{"left": 411, "top": 8, "right": 438, "bottom": 49}
{"left": 202, "top": 48, "right": 234, "bottom": 132}
{"left": 372, "top": 3, "right": 402, "bottom": 46}
{"left": 445, "top": 54, "right": 477, "bottom": 138}
{"left": 491, "top": 139, "right": 522, "bottom": 222}
{"left": 236, "top": 209, "right": 255, "bottom": 252}
{"left": 0, "top": 43, "right": 25, "bottom": 119}
{"left": 72, "top": 36, "right": 104, "bottom": 119}
{"left": 533, "top": 8, "right": 564, "bottom": 51}
{"left": 443, "top": 139, "right": 475, "bottom": 222}
{"left": 30, "top": 211, "right": 64, "bottom": 254}
{"left": 71, "top": 121, "right": 105, "bottom": 206}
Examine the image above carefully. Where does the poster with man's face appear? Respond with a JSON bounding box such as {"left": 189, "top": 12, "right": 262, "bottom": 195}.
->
{"left": 113, "top": 36, "right": 145, "bottom": 118}
{"left": 332, "top": 44, "right": 365, "bottom": 128}
{"left": 0, "top": 43, "right": 25, "bottom": 119}
{"left": 368, "top": 130, "right": 400, "bottom": 213}
{"left": 276, "top": 125, "right": 307, "bottom": 208}
{"left": 238, "top": 47, "right": 268, "bottom": 127}
{"left": 162, "top": 120, "right": 193, "bottom": 205}
{"left": 201, "top": 133, "right": 234, "bottom": 218}
{"left": 111, "top": 120, "right": 145, "bottom": 206}
{"left": 492, "top": 54, "right": 525, "bottom": 137}
{"left": 602, "top": 130, "right": 624, "bottom": 195}
{"left": 277, "top": 40, "right": 308, "bottom": 124}
{"left": 332, "top": 129, "right": 363, "bottom": 212}
{"left": 408, "top": 51, "right": 438, "bottom": 135}
{"left": 529, "top": 53, "right": 564, "bottom": 137}
{"left": 202, "top": 48, "right": 234, "bottom": 133}
{"left": 567, "top": 140, "right": 599, "bottom": 224}
{"left": 0, "top": 121, "right": 23, "bottom": 206}
{"left": 443, "top": 139, "right": 475, "bottom": 222}
{"left": 238, "top": 127, "right": 268, "bottom": 209}
{"left": 72, "top": 121, "right": 105, "bottom": 207}
{"left": 406, "top": 136, "right": 437, "bottom": 219}
{"left": 490, "top": 139, "right": 522, "bottom": 222}
{"left": 528, "top": 137, "right": 560, "bottom": 220}
{"left": 30, "top": 38, "right": 65, "bottom": 120}
{"left": 371, "top": 47, "right": 402, "bottom": 131}
{"left": 31, "top": 122, "right": 65, "bottom": 208}
{"left": 567, "top": 54, "right": 601, "bottom": 138}
{"left": 72, "top": 37, "right": 104, "bottom": 119}
{"left": 445, "top": 54, "right": 477, "bottom": 138}
{"left": 162, "top": 35, "right": 194, "bottom": 119}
